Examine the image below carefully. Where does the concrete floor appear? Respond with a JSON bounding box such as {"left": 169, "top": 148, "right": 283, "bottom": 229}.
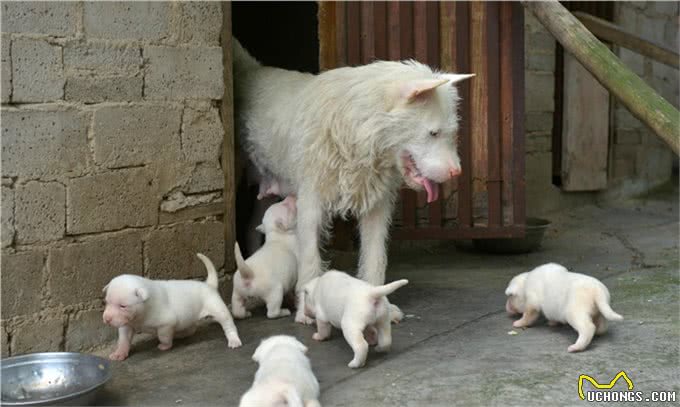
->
{"left": 98, "top": 184, "right": 679, "bottom": 406}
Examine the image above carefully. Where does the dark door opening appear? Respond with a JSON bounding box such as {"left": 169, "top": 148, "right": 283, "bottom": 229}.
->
{"left": 232, "top": 2, "right": 319, "bottom": 256}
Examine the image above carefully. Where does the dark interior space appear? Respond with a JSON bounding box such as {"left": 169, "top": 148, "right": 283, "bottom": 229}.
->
{"left": 233, "top": 2, "right": 319, "bottom": 256}
{"left": 232, "top": 2, "right": 319, "bottom": 74}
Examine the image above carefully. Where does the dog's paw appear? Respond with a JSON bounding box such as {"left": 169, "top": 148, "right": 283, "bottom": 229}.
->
{"left": 227, "top": 333, "right": 242, "bottom": 348}
{"left": 375, "top": 344, "right": 391, "bottom": 353}
{"left": 347, "top": 359, "right": 364, "bottom": 369}
{"left": 567, "top": 344, "right": 584, "bottom": 353}
{"left": 312, "top": 332, "right": 326, "bottom": 341}
{"left": 157, "top": 343, "right": 173, "bottom": 351}
{"left": 233, "top": 311, "right": 252, "bottom": 319}
{"left": 295, "top": 314, "right": 314, "bottom": 325}
{"left": 364, "top": 327, "right": 378, "bottom": 346}
{"left": 109, "top": 349, "right": 129, "bottom": 361}
{"left": 512, "top": 320, "right": 526, "bottom": 328}
{"left": 267, "top": 309, "right": 291, "bottom": 319}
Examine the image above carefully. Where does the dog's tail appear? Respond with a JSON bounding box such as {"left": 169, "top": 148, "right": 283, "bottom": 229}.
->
{"left": 196, "top": 253, "right": 219, "bottom": 290}
{"left": 370, "top": 279, "right": 409, "bottom": 299}
{"left": 234, "top": 242, "right": 255, "bottom": 280}
{"left": 595, "top": 290, "right": 623, "bottom": 321}
{"left": 232, "top": 38, "right": 261, "bottom": 76}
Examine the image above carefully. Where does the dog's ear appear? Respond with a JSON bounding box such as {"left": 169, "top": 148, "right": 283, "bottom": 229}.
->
{"left": 135, "top": 287, "right": 149, "bottom": 302}
{"left": 102, "top": 283, "right": 110, "bottom": 293}
{"left": 441, "top": 73, "right": 476, "bottom": 85}
{"left": 401, "top": 78, "right": 449, "bottom": 103}
{"left": 255, "top": 224, "right": 265, "bottom": 234}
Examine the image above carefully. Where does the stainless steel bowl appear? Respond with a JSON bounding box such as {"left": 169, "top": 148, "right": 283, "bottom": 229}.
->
{"left": 1, "top": 352, "right": 112, "bottom": 406}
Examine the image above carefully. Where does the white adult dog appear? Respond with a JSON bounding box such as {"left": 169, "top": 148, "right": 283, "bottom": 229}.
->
{"left": 232, "top": 196, "right": 298, "bottom": 319}
{"left": 102, "top": 254, "right": 241, "bottom": 360}
{"left": 303, "top": 270, "right": 408, "bottom": 368}
{"left": 233, "top": 39, "right": 473, "bottom": 323}
{"left": 239, "top": 335, "right": 321, "bottom": 407}
{"left": 505, "top": 263, "right": 623, "bottom": 353}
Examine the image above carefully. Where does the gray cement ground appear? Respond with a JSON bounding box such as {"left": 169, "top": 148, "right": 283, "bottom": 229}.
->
{"left": 98, "top": 184, "right": 679, "bottom": 406}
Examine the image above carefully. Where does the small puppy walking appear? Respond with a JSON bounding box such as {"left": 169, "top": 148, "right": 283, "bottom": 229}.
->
{"left": 232, "top": 196, "right": 298, "bottom": 319}
{"left": 240, "top": 335, "right": 321, "bottom": 407}
{"left": 102, "top": 254, "right": 241, "bottom": 360}
{"left": 505, "top": 263, "right": 623, "bottom": 353}
{"left": 303, "top": 270, "right": 408, "bottom": 368}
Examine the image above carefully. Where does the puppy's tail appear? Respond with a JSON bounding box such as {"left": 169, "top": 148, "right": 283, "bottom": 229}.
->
{"left": 232, "top": 38, "right": 261, "bottom": 76}
{"left": 196, "top": 253, "right": 219, "bottom": 290}
{"left": 595, "top": 290, "right": 623, "bottom": 321}
{"left": 369, "top": 279, "right": 409, "bottom": 299}
{"left": 234, "top": 242, "right": 255, "bottom": 280}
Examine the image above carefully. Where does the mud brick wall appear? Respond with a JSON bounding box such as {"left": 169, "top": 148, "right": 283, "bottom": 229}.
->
{"left": 1, "top": 2, "right": 227, "bottom": 356}
{"left": 608, "top": 2, "right": 679, "bottom": 198}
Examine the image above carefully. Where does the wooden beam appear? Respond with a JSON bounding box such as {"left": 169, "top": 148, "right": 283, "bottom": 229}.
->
{"left": 573, "top": 11, "right": 679, "bottom": 69}
{"left": 523, "top": 0, "right": 680, "bottom": 155}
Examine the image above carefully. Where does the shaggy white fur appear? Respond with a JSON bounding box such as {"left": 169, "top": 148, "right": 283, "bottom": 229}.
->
{"left": 239, "top": 335, "right": 321, "bottom": 407}
{"left": 102, "top": 254, "right": 241, "bottom": 360}
{"left": 233, "top": 39, "right": 473, "bottom": 324}
{"left": 232, "top": 196, "right": 298, "bottom": 319}
{"left": 505, "top": 263, "right": 623, "bottom": 352}
{"left": 302, "top": 270, "right": 408, "bottom": 368}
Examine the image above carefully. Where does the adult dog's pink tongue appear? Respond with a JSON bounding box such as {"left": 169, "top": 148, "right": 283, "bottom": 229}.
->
{"left": 418, "top": 178, "right": 439, "bottom": 203}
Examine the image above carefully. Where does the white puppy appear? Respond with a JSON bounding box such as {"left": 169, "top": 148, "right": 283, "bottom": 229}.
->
{"left": 303, "top": 270, "right": 408, "bottom": 368}
{"left": 232, "top": 196, "right": 298, "bottom": 319}
{"left": 505, "top": 263, "right": 623, "bottom": 353}
{"left": 239, "top": 335, "right": 321, "bottom": 407}
{"left": 102, "top": 254, "right": 241, "bottom": 360}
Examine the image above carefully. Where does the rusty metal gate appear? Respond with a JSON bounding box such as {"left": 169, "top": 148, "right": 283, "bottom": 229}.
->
{"left": 319, "top": 1, "right": 526, "bottom": 240}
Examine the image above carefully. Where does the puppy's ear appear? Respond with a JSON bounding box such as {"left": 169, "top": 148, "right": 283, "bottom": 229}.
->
{"left": 135, "top": 287, "right": 149, "bottom": 302}
{"left": 102, "top": 283, "right": 110, "bottom": 293}
{"left": 255, "top": 224, "right": 265, "bottom": 234}
{"left": 275, "top": 219, "right": 287, "bottom": 232}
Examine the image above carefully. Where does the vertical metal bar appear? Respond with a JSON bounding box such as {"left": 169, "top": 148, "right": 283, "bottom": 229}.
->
{"left": 360, "top": 2, "right": 375, "bottom": 63}
{"left": 486, "top": 2, "right": 502, "bottom": 227}
{"left": 500, "top": 1, "right": 514, "bottom": 226}
{"left": 511, "top": 2, "right": 526, "bottom": 227}
{"left": 347, "top": 2, "right": 361, "bottom": 66}
{"left": 456, "top": 1, "right": 473, "bottom": 228}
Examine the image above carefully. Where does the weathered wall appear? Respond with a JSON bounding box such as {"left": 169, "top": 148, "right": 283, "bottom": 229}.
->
{"left": 523, "top": 2, "right": 678, "bottom": 217}
{"left": 1, "top": 1, "right": 227, "bottom": 356}
{"left": 607, "top": 1, "right": 678, "bottom": 198}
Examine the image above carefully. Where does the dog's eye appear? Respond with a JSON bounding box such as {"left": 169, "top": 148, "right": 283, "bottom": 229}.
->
{"left": 119, "top": 304, "right": 127, "bottom": 309}
{"left": 429, "top": 130, "right": 440, "bottom": 137}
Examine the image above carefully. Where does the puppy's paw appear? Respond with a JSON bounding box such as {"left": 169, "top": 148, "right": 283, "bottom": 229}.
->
{"left": 158, "top": 343, "right": 173, "bottom": 351}
{"left": 347, "top": 358, "right": 365, "bottom": 369}
{"left": 512, "top": 320, "right": 527, "bottom": 328}
{"left": 312, "top": 332, "right": 326, "bottom": 341}
{"left": 295, "top": 313, "right": 314, "bottom": 325}
{"left": 567, "top": 344, "right": 585, "bottom": 353}
{"left": 375, "top": 344, "right": 391, "bottom": 353}
{"left": 267, "top": 309, "right": 291, "bottom": 319}
{"left": 233, "top": 311, "right": 252, "bottom": 319}
{"left": 109, "top": 349, "right": 129, "bottom": 361}
{"left": 227, "top": 333, "right": 242, "bottom": 348}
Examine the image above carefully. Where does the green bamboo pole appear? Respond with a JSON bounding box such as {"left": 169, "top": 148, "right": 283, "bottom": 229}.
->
{"left": 523, "top": 0, "right": 680, "bottom": 155}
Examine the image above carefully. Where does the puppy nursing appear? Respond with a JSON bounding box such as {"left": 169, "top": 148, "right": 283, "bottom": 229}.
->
{"left": 505, "top": 263, "right": 623, "bottom": 352}
{"left": 303, "top": 270, "right": 408, "bottom": 368}
{"left": 102, "top": 254, "right": 241, "bottom": 360}
{"left": 232, "top": 196, "right": 298, "bottom": 319}
{"left": 240, "top": 335, "right": 321, "bottom": 407}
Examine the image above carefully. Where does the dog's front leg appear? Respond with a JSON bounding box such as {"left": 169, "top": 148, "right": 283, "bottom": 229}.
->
{"left": 109, "top": 325, "right": 134, "bottom": 360}
{"left": 295, "top": 189, "right": 325, "bottom": 324}
{"left": 357, "top": 201, "right": 393, "bottom": 286}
